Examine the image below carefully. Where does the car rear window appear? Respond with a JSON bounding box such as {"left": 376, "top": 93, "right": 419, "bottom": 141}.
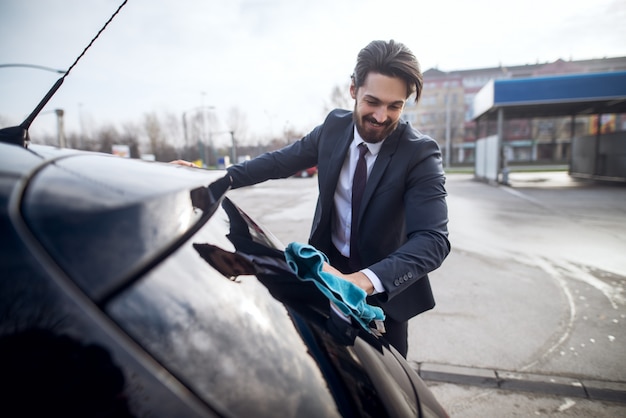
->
{"left": 106, "top": 200, "right": 342, "bottom": 418}
{"left": 21, "top": 154, "right": 226, "bottom": 301}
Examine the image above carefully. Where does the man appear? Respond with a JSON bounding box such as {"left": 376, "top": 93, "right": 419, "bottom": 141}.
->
{"left": 182, "top": 40, "right": 450, "bottom": 357}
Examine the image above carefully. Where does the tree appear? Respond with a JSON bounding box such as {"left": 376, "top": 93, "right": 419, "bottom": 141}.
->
{"left": 282, "top": 125, "right": 305, "bottom": 145}
{"left": 66, "top": 132, "right": 82, "bottom": 150}
{"left": 324, "top": 83, "right": 352, "bottom": 113}
{"left": 143, "top": 112, "right": 162, "bottom": 157}
{"left": 95, "top": 125, "right": 119, "bottom": 154}
{"left": 227, "top": 106, "right": 249, "bottom": 146}
{"left": 120, "top": 122, "right": 142, "bottom": 158}
{"left": 142, "top": 112, "right": 184, "bottom": 162}
{"left": 161, "top": 111, "right": 183, "bottom": 151}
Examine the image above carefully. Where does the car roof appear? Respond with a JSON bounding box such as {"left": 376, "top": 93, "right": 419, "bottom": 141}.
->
{"left": 3, "top": 143, "right": 228, "bottom": 301}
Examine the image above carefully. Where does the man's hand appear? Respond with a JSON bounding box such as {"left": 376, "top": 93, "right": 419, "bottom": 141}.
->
{"left": 170, "top": 160, "right": 198, "bottom": 167}
{"left": 323, "top": 262, "right": 374, "bottom": 295}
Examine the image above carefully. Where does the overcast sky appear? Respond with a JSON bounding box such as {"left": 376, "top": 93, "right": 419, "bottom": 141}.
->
{"left": 1, "top": 0, "right": 625, "bottom": 146}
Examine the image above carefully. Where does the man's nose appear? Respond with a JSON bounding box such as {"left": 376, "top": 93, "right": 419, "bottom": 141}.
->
{"left": 372, "top": 106, "right": 387, "bottom": 122}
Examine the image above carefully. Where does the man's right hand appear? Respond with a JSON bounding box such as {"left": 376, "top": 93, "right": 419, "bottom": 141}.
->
{"left": 323, "top": 262, "right": 375, "bottom": 295}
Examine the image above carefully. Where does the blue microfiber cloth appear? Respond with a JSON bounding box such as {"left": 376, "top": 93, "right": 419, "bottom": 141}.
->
{"left": 284, "top": 242, "right": 385, "bottom": 333}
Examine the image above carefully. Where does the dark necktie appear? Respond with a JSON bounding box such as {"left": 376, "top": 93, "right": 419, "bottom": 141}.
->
{"left": 350, "top": 143, "right": 368, "bottom": 270}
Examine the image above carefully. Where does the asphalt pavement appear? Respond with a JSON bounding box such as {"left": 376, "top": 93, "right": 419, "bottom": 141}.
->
{"left": 413, "top": 171, "right": 626, "bottom": 416}
{"left": 227, "top": 170, "right": 626, "bottom": 417}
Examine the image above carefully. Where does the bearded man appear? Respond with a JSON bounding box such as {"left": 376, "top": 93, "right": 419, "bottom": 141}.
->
{"left": 217, "top": 40, "right": 450, "bottom": 358}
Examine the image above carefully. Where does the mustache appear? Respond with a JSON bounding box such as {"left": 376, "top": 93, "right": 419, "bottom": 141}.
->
{"left": 364, "top": 116, "right": 391, "bottom": 126}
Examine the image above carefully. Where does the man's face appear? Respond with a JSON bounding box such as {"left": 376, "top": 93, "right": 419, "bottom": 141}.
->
{"left": 351, "top": 72, "right": 407, "bottom": 143}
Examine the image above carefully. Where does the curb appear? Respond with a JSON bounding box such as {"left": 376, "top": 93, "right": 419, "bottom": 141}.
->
{"left": 412, "top": 362, "right": 626, "bottom": 404}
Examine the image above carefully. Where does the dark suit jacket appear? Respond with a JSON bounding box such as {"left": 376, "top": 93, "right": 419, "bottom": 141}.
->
{"left": 227, "top": 109, "right": 450, "bottom": 321}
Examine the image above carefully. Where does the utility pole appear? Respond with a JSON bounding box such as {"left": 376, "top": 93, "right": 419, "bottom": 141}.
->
{"left": 55, "top": 109, "right": 66, "bottom": 148}
{"left": 230, "top": 131, "right": 237, "bottom": 164}
{"left": 445, "top": 92, "right": 451, "bottom": 168}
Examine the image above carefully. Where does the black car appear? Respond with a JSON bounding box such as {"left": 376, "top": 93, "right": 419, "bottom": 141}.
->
{"left": 0, "top": 140, "right": 448, "bottom": 417}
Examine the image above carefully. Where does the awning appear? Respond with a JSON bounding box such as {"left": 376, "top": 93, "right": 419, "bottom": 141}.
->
{"left": 473, "top": 71, "right": 626, "bottom": 120}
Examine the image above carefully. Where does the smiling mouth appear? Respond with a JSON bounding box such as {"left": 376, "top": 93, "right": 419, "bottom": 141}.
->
{"left": 366, "top": 118, "right": 388, "bottom": 128}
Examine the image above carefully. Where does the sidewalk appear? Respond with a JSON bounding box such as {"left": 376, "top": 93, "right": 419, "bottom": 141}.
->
{"left": 506, "top": 170, "right": 585, "bottom": 188}
{"left": 414, "top": 362, "right": 626, "bottom": 404}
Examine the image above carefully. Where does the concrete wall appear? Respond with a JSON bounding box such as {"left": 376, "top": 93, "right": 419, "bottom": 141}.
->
{"left": 474, "top": 135, "right": 500, "bottom": 183}
{"left": 571, "top": 132, "right": 626, "bottom": 182}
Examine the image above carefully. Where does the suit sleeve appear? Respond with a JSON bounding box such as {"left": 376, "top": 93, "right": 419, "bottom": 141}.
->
{"left": 368, "top": 136, "right": 451, "bottom": 302}
{"left": 226, "top": 125, "right": 323, "bottom": 189}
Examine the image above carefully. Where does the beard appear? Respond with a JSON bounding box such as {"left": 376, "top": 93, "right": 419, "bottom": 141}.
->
{"left": 353, "top": 105, "right": 399, "bottom": 144}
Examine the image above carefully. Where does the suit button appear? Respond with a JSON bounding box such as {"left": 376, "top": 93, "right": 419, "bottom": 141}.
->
{"left": 394, "top": 279, "right": 401, "bottom": 286}
{"left": 407, "top": 272, "right": 413, "bottom": 279}
{"left": 403, "top": 274, "right": 408, "bottom": 282}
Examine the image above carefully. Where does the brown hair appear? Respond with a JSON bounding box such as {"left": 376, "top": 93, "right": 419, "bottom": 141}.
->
{"left": 352, "top": 40, "right": 423, "bottom": 103}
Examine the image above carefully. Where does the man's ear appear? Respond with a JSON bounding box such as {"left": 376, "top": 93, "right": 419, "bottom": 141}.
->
{"left": 350, "top": 81, "right": 357, "bottom": 100}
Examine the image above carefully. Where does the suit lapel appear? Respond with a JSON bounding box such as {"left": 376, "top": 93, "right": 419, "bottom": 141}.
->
{"left": 321, "top": 123, "right": 353, "bottom": 206}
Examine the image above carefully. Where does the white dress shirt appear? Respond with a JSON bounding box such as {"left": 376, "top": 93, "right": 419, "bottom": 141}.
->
{"left": 331, "top": 126, "right": 384, "bottom": 294}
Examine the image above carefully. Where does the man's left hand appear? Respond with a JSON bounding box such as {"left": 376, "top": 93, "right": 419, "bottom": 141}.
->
{"left": 170, "top": 160, "right": 198, "bottom": 167}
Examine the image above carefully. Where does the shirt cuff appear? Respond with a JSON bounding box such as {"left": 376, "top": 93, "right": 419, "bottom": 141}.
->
{"left": 329, "top": 302, "right": 351, "bottom": 323}
{"left": 361, "top": 268, "right": 384, "bottom": 295}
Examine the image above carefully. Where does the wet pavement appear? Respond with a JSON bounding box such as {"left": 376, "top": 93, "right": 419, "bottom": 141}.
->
{"left": 408, "top": 171, "right": 626, "bottom": 416}
{"left": 227, "top": 171, "right": 626, "bottom": 417}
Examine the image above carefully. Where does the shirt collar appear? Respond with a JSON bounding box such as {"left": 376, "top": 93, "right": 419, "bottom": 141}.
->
{"left": 352, "top": 126, "right": 384, "bottom": 156}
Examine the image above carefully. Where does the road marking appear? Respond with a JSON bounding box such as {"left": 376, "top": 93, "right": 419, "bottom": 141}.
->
{"left": 557, "top": 398, "right": 576, "bottom": 412}
{"left": 519, "top": 255, "right": 576, "bottom": 371}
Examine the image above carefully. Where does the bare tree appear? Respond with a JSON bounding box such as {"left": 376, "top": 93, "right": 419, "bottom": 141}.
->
{"left": 120, "top": 122, "right": 142, "bottom": 158}
{"left": 142, "top": 112, "right": 182, "bottom": 162}
{"left": 161, "top": 111, "right": 183, "bottom": 150}
{"left": 324, "top": 83, "right": 352, "bottom": 113}
{"left": 66, "top": 132, "right": 82, "bottom": 150}
{"left": 186, "top": 112, "right": 203, "bottom": 147}
{"left": 95, "top": 124, "right": 119, "bottom": 154}
{"left": 282, "top": 124, "right": 305, "bottom": 145}
{"left": 143, "top": 112, "right": 163, "bottom": 157}
{"left": 78, "top": 108, "right": 96, "bottom": 146}
{"left": 227, "top": 106, "right": 249, "bottom": 145}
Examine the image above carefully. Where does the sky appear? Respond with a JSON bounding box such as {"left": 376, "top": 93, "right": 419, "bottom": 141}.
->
{"left": 1, "top": 0, "right": 625, "bottom": 147}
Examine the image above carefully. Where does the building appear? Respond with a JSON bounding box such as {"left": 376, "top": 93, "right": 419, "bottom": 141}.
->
{"left": 404, "top": 56, "right": 626, "bottom": 166}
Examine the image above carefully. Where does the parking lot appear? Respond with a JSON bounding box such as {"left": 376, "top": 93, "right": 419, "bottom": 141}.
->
{"left": 227, "top": 171, "right": 626, "bottom": 417}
